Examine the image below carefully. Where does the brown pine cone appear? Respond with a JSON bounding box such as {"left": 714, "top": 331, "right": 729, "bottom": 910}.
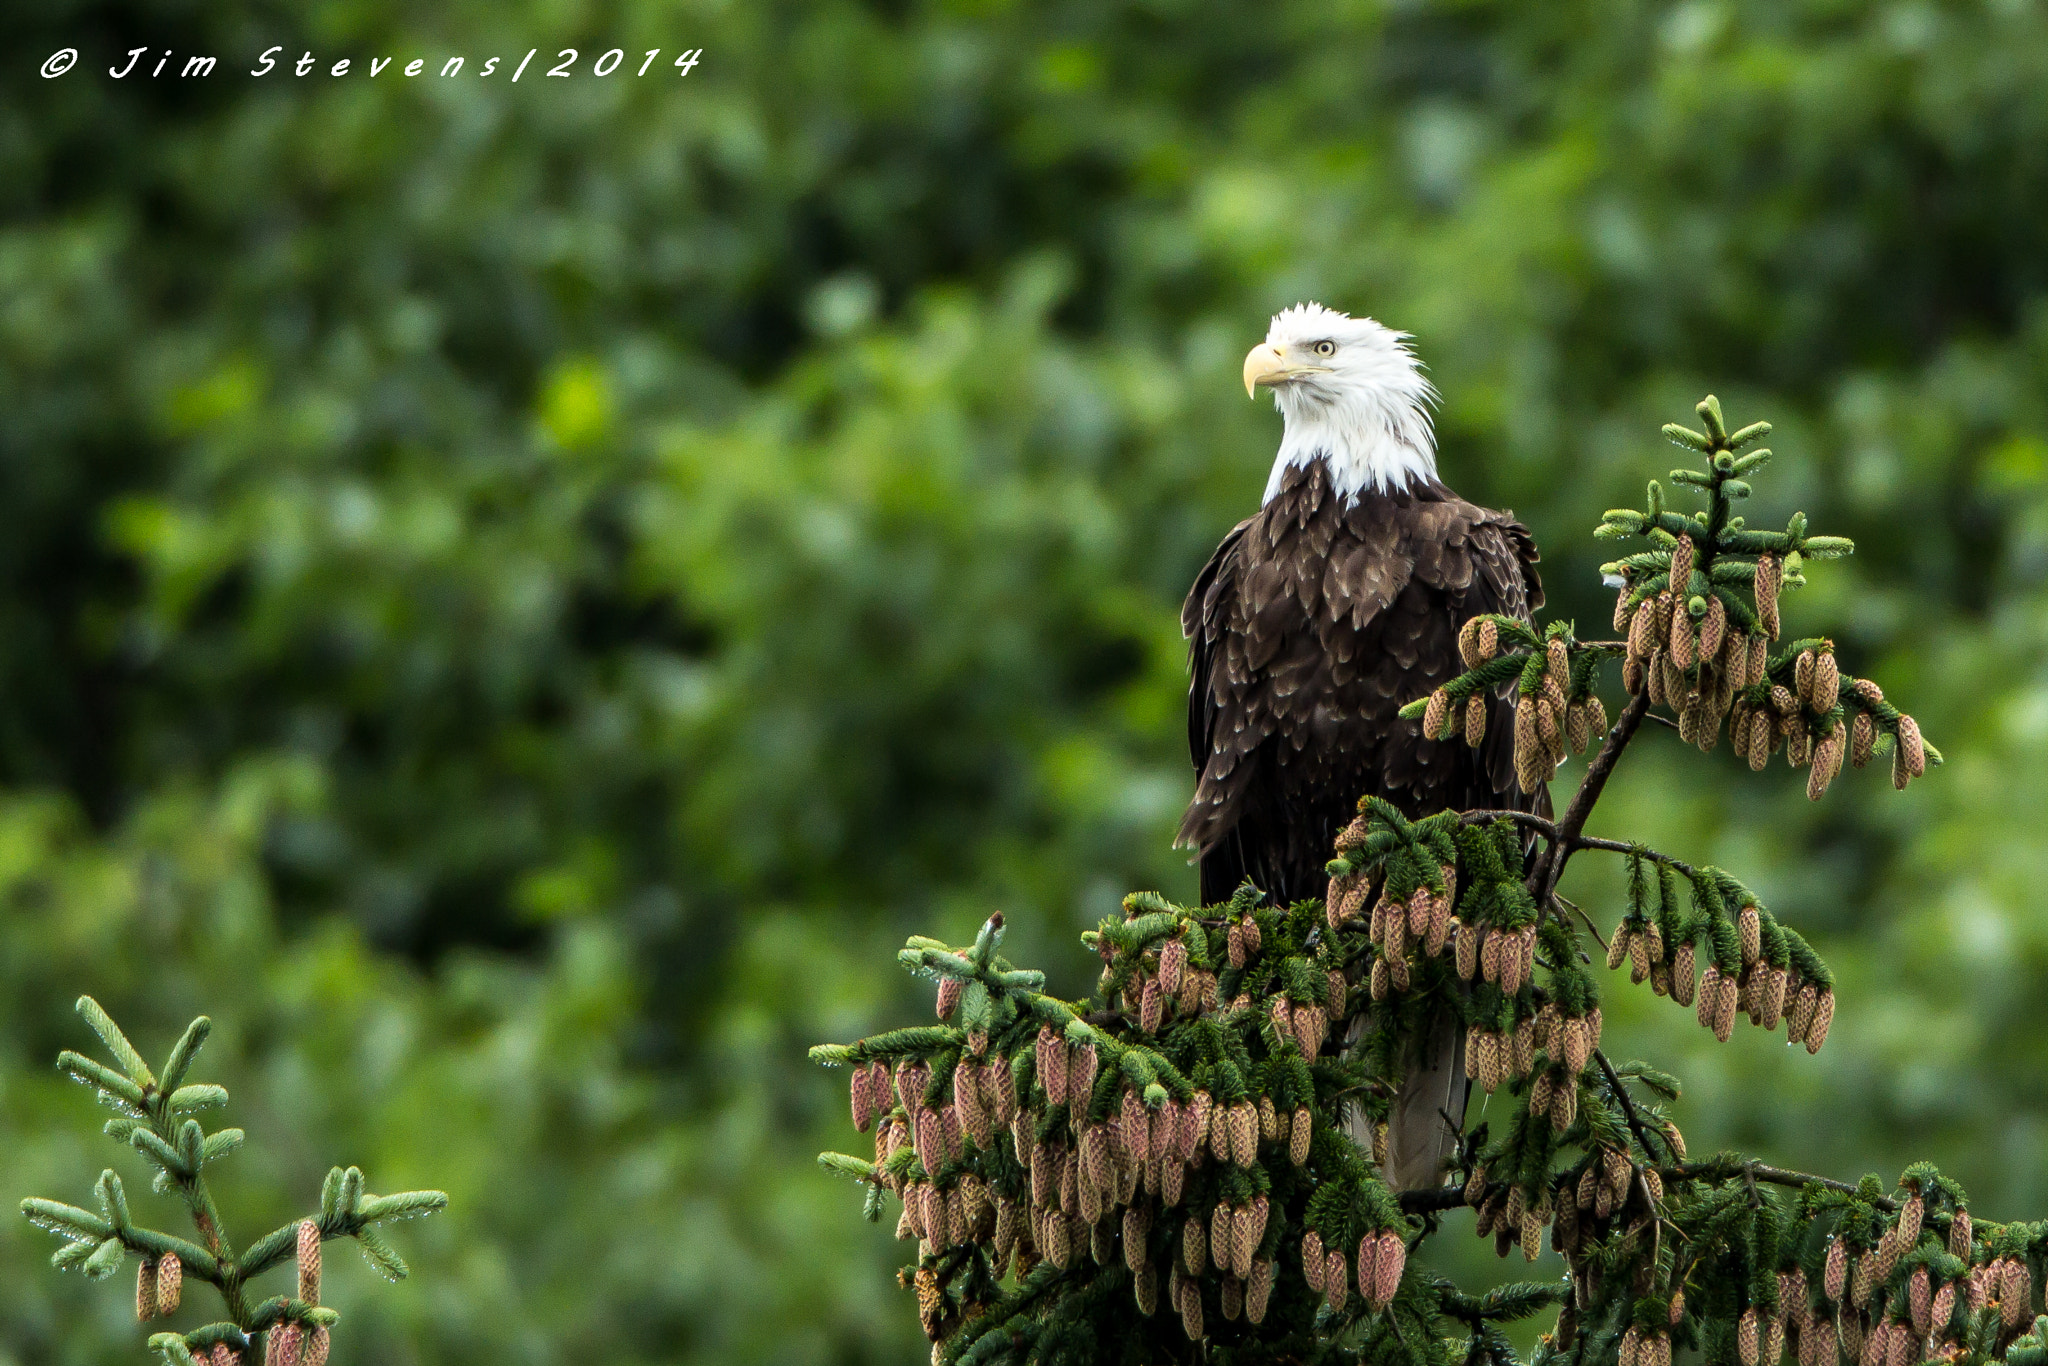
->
{"left": 1459, "top": 617, "right": 1485, "bottom": 669}
{"left": 1805, "top": 990, "right": 1834, "bottom": 1054}
{"left": 1671, "top": 612, "right": 1698, "bottom": 670}
{"left": 1302, "top": 1230, "right": 1326, "bottom": 1293}
{"left": 1813, "top": 650, "right": 1840, "bottom": 710}
{"left": 1672, "top": 942, "right": 1697, "bottom": 1006}
{"left": 1744, "top": 711, "right": 1770, "bottom": 771}
{"left": 1738, "top": 905, "right": 1762, "bottom": 967}
{"left": 1247, "top": 1260, "right": 1274, "bottom": 1324}
{"left": 1755, "top": 554, "right": 1782, "bottom": 637}
{"left": 1133, "top": 1260, "right": 1157, "bottom": 1315}
{"left": 1702, "top": 595, "right": 1726, "bottom": 659}
{"left": 1669, "top": 534, "right": 1695, "bottom": 593}
{"left": 1466, "top": 694, "right": 1489, "bottom": 747}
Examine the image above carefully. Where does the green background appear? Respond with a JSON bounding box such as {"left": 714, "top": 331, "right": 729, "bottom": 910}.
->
{"left": 5, "top": 2, "right": 2047, "bottom": 1361}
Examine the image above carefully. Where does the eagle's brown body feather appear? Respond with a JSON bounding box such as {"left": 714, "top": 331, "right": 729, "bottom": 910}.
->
{"left": 1178, "top": 458, "right": 1547, "bottom": 1187}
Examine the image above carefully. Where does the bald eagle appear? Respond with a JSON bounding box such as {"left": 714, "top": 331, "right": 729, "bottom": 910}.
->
{"left": 1177, "top": 303, "right": 1546, "bottom": 1189}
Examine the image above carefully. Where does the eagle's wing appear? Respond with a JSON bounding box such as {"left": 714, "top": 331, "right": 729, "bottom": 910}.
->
{"left": 1377, "top": 508, "right": 1546, "bottom": 1190}
{"left": 1178, "top": 517, "right": 1272, "bottom": 904}
{"left": 1444, "top": 513, "right": 1545, "bottom": 810}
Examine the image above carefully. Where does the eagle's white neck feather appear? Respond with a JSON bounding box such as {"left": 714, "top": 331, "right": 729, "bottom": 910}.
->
{"left": 1256, "top": 304, "right": 1439, "bottom": 505}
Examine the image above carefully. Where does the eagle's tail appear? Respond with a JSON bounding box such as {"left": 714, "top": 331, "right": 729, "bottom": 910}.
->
{"left": 1353, "top": 1008, "right": 1467, "bottom": 1190}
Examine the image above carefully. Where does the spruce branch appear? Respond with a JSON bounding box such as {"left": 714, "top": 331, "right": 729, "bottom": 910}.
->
{"left": 813, "top": 399, "right": 2007, "bottom": 1366}
{"left": 21, "top": 997, "right": 447, "bottom": 1366}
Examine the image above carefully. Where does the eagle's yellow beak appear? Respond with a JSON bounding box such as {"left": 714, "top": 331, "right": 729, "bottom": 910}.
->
{"left": 1242, "top": 343, "right": 1324, "bottom": 397}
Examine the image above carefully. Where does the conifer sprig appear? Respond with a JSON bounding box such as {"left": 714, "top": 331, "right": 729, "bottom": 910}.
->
{"left": 22, "top": 997, "right": 448, "bottom": 1366}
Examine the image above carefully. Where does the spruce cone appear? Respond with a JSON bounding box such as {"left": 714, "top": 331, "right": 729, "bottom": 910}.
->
{"left": 1949, "top": 1210, "right": 1972, "bottom": 1260}
{"left": 936, "top": 975, "right": 963, "bottom": 1020}
{"left": 1673, "top": 942, "right": 1697, "bottom": 1006}
{"left": 1290, "top": 1107, "right": 1312, "bottom": 1166}
{"left": 1070, "top": 1045, "right": 1099, "bottom": 1121}
{"left": 1528, "top": 1070, "right": 1554, "bottom": 1122}
{"left": 1795, "top": 650, "right": 1817, "bottom": 706}
{"left": 851, "top": 1064, "right": 875, "bottom": 1133}
{"left": 135, "top": 1258, "right": 158, "bottom": 1322}
{"left": 1806, "top": 989, "right": 1834, "bottom": 1053}
{"left": 1455, "top": 919, "right": 1479, "bottom": 980}
{"left": 1159, "top": 938, "right": 1187, "bottom": 996}
{"left": 1037, "top": 1032, "right": 1067, "bottom": 1107}
{"left": 1221, "top": 1274, "right": 1243, "bottom": 1322}
{"left": 1756, "top": 554, "right": 1782, "bottom": 637}
{"left": 1713, "top": 974, "right": 1739, "bottom": 1042}
{"left": 1374, "top": 1229, "right": 1406, "bottom": 1306}
{"left": 1134, "top": 1260, "right": 1158, "bottom": 1316}
{"left": 942, "top": 1107, "right": 966, "bottom": 1162}
{"left": 1747, "top": 710, "right": 1773, "bottom": 771}
{"left": 1466, "top": 694, "right": 1489, "bottom": 747}
{"left": 1182, "top": 1215, "right": 1206, "bottom": 1275}
{"left": 1629, "top": 601, "right": 1659, "bottom": 661}
{"left": 1910, "top": 1266, "right": 1931, "bottom": 1335}
{"left": 1671, "top": 611, "right": 1697, "bottom": 670}
{"left": 1897, "top": 716, "right": 1926, "bottom": 781}
{"left": 1355, "top": 1234, "right": 1381, "bottom": 1303}
{"left": 1898, "top": 1194, "right": 1923, "bottom": 1247}
{"left": 1302, "top": 1231, "right": 1326, "bottom": 1293}
{"left": 297, "top": 1220, "right": 321, "bottom": 1305}
{"left": 1739, "top": 1307, "right": 1761, "bottom": 1366}
{"left": 2002, "top": 1257, "right": 2032, "bottom": 1327}
{"left": 1567, "top": 700, "right": 1591, "bottom": 754}
{"left": 300, "top": 1330, "right": 330, "bottom": 1366}
{"left": 1324, "top": 1250, "right": 1349, "bottom": 1310}
{"left": 1476, "top": 1031, "right": 1504, "bottom": 1093}
{"left": 1424, "top": 689, "right": 1450, "bottom": 741}
{"left": 1647, "top": 648, "right": 1669, "bottom": 706}
{"left": 1550, "top": 1076, "right": 1577, "bottom": 1132}
{"left": 1813, "top": 650, "right": 1840, "bottom": 710}
{"left": 1760, "top": 966, "right": 1788, "bottom": 1030}
{"left": 1670, "top": 533, "right": 1695, "bottom": 593}
{"left": 1629, "top": 928, "right": 1652, "bottom": 983}
{"left": 1515, "top": 698, "right": 1546, "bottom": 793}
{"left": 1248, "top": 1260, "right": 1274, "bottom": 1324}
{"left": 1702, "top": 594, "right": 1726, "bottom": 659}
{"left": 1739, "top": 904, "right": 1762, "bottom": 967}
{"left": 1179, "top": 1273, "right": 1205, "bottom": 1340}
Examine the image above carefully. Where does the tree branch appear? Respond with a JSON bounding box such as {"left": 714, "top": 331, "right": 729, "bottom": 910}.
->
{"left": 1594, "top": 1049, "right": 1662, "bottom": 1163}
{"left": 1398, "top": 1159, "right": 1903, "bottom": 1218}
{"left": 1533, "top": 687, "right": 1653, "bottom": 906}
{"left": 1662, "top": 1160, "right": 1897, "bottom": 1211}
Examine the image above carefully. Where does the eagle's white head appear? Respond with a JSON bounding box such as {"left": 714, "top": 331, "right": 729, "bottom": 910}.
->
{"left": 1243, "top": 302, "right": 1438, "bottom": 505}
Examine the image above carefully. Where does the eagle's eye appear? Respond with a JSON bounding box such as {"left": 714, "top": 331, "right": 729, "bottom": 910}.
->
{"left": 1312, "top": 340, "right": 1337, "bottom": 358}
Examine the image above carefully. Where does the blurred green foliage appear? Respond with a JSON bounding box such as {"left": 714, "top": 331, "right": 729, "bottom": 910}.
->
{"left": 5, "top": 1, "right": 2048, "bottom": 1361}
